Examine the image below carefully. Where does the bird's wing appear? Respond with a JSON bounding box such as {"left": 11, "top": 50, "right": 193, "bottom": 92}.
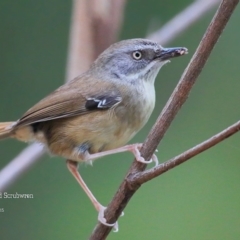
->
{"left": 16, "top": 76, "right": 122, "bottom": 127}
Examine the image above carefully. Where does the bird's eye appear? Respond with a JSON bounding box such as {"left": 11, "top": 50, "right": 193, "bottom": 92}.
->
{"left": 132, "top": 51, "right": 142, "bottom": 60}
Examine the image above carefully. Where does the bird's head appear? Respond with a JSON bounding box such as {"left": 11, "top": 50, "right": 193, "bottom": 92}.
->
{"left": 90, "top": 38, "right": 188, "bottom": 84}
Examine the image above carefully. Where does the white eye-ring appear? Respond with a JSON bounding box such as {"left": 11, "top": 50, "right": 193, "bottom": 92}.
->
{"left": 132, "top": 51, "right": 142, "bottom": 60}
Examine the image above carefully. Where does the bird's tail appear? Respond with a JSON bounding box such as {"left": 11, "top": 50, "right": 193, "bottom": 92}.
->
{"left": 0, "top": 122, "right": 15, "bottom": 139}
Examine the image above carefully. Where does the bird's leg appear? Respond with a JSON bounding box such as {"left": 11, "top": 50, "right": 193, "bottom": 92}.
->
{"left": 66, "top": 160, "right": 119, "bottom": 232}
{"left": 84, "top": 143, "right": 159, "bottom": 166}
{"left": 66, "top": 144, "right": 158, "bottom": 231}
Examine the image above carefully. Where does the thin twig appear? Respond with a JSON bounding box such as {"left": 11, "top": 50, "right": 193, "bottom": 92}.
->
{"left": 0, "top": 144, "right": 45, "bottom": 190}
{"left": 148, "top": 0, "right": 220, "bottom": 45}
{"left": 0, "top": 0, "right": 215, "bottom": 192}
{"left": 90, "top": 0, "right": 239, "bottom": 239}
{"left": 129, "top": 120, "right": 240, "bottom": 185}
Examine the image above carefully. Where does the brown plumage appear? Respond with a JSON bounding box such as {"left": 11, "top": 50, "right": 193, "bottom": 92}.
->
{"left": 0, "top": 39, "right": 188, "bottom": 228}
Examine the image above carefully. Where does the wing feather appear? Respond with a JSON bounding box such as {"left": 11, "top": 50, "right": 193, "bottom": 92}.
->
{"left": 16, "top": 76, "right": 122, "bottom": 127}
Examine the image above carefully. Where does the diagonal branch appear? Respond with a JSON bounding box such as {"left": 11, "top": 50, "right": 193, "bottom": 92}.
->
{"left": 147, "top": 0, "right": 221, "bottom": 45}
{"left": 90, "top": 0, "right": 239, "bottom": 239}
{"left": 66, "top": 0, "right": 126, "bottom": 81}
{"left": 65, "top": 0, "right": 95, "bottom": 81}
{"left": 0, "top": 143, "right": 45, "bottom": 191}
{"left": 129, "top": 120, "right": 240, "bottom": 186}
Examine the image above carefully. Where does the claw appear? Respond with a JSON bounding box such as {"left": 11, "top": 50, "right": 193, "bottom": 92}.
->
{"left": 113, "top": 222, "right": 119, "bottom": 233}
{"left": 88, "top": 160, "right": 93, "bottom": 166}
{"left": 130, "top": 144, "right": 159, "bottom": 167}
{"left": 151, "top": 154, "right": 159, "bottom": 167}
{"left": 98, "top": 205, "right": 119, "bottom": 232}
{"left": 137, "top": 156, "right": 153, "bottom": 164}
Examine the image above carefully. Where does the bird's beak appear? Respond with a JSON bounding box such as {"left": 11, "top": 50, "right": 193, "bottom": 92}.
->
{"left": 157, "top": 47, "right": 188, "bottom": 61}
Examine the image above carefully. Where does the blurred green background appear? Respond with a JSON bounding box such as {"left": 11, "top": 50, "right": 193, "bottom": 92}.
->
{"left": 0, "top": 0, "right": 240, "bottom": 239}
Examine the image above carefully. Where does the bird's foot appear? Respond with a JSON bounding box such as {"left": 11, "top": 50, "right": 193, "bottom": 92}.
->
{"left": 98, "top": 205, "right": 124, "bottom": 232}
{"left": 128, "top": 144, "right": 159, "bottom": 167}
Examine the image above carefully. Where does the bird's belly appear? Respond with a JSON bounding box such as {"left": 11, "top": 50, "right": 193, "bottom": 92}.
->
{"left": 44, "top": 111, "right": 138, "bottom": 157}
{"left": 88, "top": 119, "right": 137, "bottom": 153}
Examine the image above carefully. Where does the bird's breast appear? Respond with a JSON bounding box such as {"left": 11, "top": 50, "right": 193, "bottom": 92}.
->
{"left": 115, "top": 81, "right": 156, "bottom": 138}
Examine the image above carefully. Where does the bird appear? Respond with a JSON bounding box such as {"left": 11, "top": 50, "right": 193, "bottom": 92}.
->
{"left": 0, "top": 38, "right": 187, "bottom": 230}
